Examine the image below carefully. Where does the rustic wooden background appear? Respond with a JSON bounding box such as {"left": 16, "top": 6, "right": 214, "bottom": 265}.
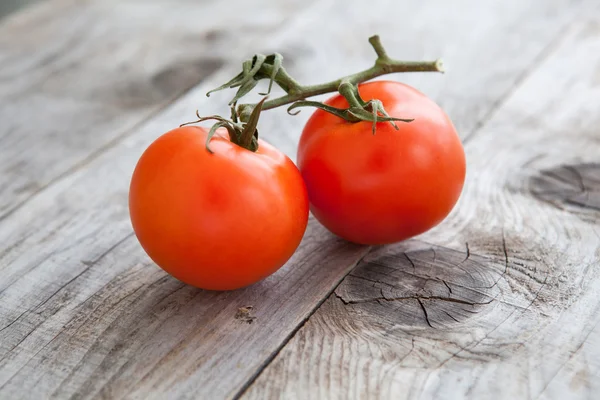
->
{"left": 1, "top": 0, "right": 599, "bottom": 399}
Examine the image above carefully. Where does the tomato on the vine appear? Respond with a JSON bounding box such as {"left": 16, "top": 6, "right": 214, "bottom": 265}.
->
{"left": 129, "top": 126, "right": 309, "bottom": 290}
{"left": 297, "top": 81, "right": 466, "bottom": 245}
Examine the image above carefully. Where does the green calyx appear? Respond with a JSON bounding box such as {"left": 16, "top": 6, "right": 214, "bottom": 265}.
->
{"left": 181, "top": 97, "right": 267, "bottom": 153}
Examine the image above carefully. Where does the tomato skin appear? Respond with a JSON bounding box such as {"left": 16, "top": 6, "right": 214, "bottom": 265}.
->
{"left": 297, "top": 81, "right": 466, "bottom": 245}
{"left": 129, "top": 126, "right": 309, "bottom": 290}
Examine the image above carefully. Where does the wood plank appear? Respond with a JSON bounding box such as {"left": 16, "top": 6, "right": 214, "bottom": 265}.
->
{"left": 0, "top": 0, "right": 591, "bottom": 398}
{"left": 0, "top": 218, "right": 368, "bottom": 399}
{"left": 243, "top": 7, "right": 600, "bottom": 400}
{"left": 0, "top": 0, "right": 315, "bottom": 220}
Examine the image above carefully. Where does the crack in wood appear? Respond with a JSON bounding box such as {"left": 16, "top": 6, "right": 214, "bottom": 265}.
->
{"left": 417, "top": 298, "right": 433, "bottom": 328}
{"left": 336, "top": 294, "right": 494, "bottom": 307}
{"left": 501, "top": 230, "right": 509, "bottom": 275}
{"left": 442, "top": 280, "right": 453, "bottom": 294}
{"left": 461, "top": 242, "right": 471, "bottom": 264}
{"left": 403, "top": 252, "right": 416, "bottom": 269}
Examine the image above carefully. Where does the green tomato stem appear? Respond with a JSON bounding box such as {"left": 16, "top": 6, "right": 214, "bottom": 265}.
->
{"left": 236, "top": 35, "right": 443, "bottom": 121}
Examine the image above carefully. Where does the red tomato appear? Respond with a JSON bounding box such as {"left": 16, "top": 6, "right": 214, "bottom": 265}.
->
{"left": 129, "top": 126, "right": 309, "bottom": 290}
{"left": 297, "top": 81, "right": 465, "bottom": 245}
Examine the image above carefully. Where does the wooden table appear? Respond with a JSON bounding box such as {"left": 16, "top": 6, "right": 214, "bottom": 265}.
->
{"left": 1, "top": 0, "right": 599, "bottom": 398}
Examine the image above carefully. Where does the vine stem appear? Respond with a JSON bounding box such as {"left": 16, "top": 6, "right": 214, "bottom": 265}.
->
{"left": 237, "top": 35, "right": 444, "bottom": 120}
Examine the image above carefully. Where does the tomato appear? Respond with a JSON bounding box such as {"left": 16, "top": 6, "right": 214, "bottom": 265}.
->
{"left": 297, "top": 81, "right": 465, "bottom": 245}
{"left": 129, "top": 126, "right": 309, "bottom": 290}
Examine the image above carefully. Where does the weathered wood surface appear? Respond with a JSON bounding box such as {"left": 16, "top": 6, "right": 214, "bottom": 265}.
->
{"left": 0, "top": 0, "right": 598, "bottom": 399}
{"left": 0, "top": 0, "right": 314, "bottom": 220}
{"left": 244, "top": 7, "right": 600, "bottom": 400}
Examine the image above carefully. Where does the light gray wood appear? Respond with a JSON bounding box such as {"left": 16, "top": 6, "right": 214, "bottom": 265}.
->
{"left": 244, "top": 7, "right": 600, "bottom": 400}
{"left": 0, "top": 217, "right": 368, "bottom": 399}
{"left": 0, "top": 0, "right": 595, "bottom": 399}
{"left": 0, "top": 0, "right": 314, "bottom": 220}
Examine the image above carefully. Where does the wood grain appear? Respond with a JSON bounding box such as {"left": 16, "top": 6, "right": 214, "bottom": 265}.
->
{"left": 0, "top": 217, "right": 368, "bottom": 399}
{"left": 333, "top": 242, "right": 506, "bottom": 329}
{"left": 531, "top": 163, "right": 600, "bottom": 222}
{"left": 0, "top": 0, "right": 596, "bottom": 399}
{"left": 0, "top": 0, "right": 316, "bottom": 220}
{"left": 244, "top": 7, "right": 600, "bottom": 400}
